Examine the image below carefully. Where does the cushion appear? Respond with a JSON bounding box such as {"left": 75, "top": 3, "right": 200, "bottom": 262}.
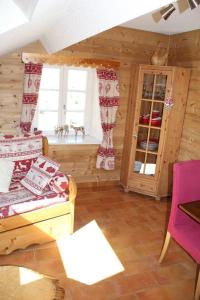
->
{"left": 0, "top": 160, "right": 15, "bottom": 193}
{"left": 0, "top": 186, "right": 67, "bottom": 218}
{"left": 49, "top": 171, "right": 68, "bottom": 193}
{"left": 0, "top": 133, "right": 43, "bottom": 189}
{"left": 21, "top": 155, "right": 60, "bottom": 195}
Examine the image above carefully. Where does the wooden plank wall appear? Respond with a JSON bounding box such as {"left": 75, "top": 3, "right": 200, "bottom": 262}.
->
{"left": 0, "top": 41, "right": 46, "bottom": 134}
{"left": 169, "top": 29, "right": 200, "bottom": 161}
{"left": 0, "top": 27, "right": 169, "bottom": 185}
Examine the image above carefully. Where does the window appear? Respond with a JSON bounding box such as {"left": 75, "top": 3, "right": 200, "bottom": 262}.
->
{"left": 66, "top": 69, "right": 87, "bottom": 126}
{"left": 37, "top": 67, "right": 60, "bottom": 132}
{"left": 33, "top": 65, "right": 102, "bottom": 144}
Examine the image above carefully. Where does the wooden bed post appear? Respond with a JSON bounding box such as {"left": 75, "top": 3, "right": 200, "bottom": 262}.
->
{"left": 42, "top": 136, "right": 77, "bottom": 233}
{"left": 68, "top": 175, "right": 77, "bottom": 234}
{"left": 42, "top": 136, "right": 49, "bottom": 155}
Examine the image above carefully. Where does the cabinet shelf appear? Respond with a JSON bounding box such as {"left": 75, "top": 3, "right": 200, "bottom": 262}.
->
{"left": 155, "top": 83, "right": 166, "bottom": 87}
{"left": 143, "top": 83, "right": 166, "bottom": 88}
{"left": 136, "top": 148, "right": 158, "bottom": 155}
{"left": 138, "top": 124, "right": 161, "bottom": 130}
{"left": 141, "top": 98, "right": 164, "bottom": 103}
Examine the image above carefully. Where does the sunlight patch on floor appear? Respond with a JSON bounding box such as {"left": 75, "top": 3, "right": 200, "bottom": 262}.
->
{"left": 56, "top": 220, "right": 124, "bottom": 285}
{"left": 19, "top": 267, "right": 43, "bottom": 285}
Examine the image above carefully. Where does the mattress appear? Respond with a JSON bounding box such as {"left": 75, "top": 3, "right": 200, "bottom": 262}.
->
{"left": 0, "top": 182, "right": 68, "bottom": 218}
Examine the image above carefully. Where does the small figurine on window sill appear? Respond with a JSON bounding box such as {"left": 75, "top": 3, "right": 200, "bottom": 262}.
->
{"left": 63, "top": 125, "right": 69, "bottom": 135}
{"left": 55, "top": 125, "right": 69, "bottom": 136}
{"left": 70, "top": 123, "right": 85, "bottom": 136}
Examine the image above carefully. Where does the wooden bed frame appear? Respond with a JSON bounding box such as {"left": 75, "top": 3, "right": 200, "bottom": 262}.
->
{"left": 0, "top": 137, "right": 77, "bottom": 255}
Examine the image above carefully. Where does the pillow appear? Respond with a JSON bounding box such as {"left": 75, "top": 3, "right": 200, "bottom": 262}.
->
{"left": 0, "top": 133, "right": 43, "bottom": 187}
{"left": 21, "top": 155, "right": 60, "bottom": 195}
{"left": 49, "top": 171, "right": 68, "bottom": 193}
{"left": 0, "top": 160, "right": 15, "bottom": 193}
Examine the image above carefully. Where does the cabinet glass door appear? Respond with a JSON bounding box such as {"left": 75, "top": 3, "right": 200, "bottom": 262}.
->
{"left": 133, "top": 72, "right": 168, "bottom": 176}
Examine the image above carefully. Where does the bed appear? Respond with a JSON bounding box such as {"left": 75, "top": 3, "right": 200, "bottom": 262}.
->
{"left": 0, "top": 133, "right": 77, "bottom": 255}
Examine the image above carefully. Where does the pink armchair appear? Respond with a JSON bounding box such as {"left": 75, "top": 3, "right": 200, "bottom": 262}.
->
{"left": 159, "top": 160, "right": 200, "bottom": 300}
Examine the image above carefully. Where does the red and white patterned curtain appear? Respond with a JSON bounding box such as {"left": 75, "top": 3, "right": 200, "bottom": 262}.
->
{"left": 96, "top": 69, "right": 119, "bottom": 170}
{"left": 19, "top": 63, "right": 43, "bottom": 133}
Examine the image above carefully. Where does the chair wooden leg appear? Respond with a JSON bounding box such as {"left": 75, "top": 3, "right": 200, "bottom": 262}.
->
{"left": 159, "top": 231, "right": 171, "bottom": 263}
{"left": 194, "top": 267, "right": 200, "bottom": 300}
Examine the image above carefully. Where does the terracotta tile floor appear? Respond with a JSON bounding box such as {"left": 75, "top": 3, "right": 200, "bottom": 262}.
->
{"left": 0, "top": 186, "right": 197, "bottom": 300}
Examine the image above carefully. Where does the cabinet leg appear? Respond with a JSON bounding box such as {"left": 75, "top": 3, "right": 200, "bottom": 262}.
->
{"left": 124, "top": 187, "right": 129, "bottom": 193}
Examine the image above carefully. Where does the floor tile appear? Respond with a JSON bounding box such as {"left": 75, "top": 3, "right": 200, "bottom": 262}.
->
{"left": 0, "top": 187, "right": 196, "bottom": 299}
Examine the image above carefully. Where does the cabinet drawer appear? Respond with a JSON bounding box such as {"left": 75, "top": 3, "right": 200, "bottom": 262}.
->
{"left": 128, "top": 174, "right": 157, "bottom": 195}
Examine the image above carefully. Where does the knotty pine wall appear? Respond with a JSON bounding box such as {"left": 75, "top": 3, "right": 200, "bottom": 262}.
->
{"left": 0, "top": 26, "right": 169, "bottom": 185}
{"left": 169, "top": 29, "right": 200, "bottom": 161}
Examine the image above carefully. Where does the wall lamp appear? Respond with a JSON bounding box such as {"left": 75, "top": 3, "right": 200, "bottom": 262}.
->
{"left": 160, "top": 3, "right": 176, "bottom": 20}
{"left": 188, "top": 0, "right": 200, "bottom": 9}
{"left": 153, "top": 0, "right": 200, "bottom": 23}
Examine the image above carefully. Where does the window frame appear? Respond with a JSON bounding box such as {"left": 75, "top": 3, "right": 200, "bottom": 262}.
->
{"left": 34, "top": 65, "right": 93, "bottom": 136}
{"left": 63, "top": 66, "right": 89, "bottom": 131}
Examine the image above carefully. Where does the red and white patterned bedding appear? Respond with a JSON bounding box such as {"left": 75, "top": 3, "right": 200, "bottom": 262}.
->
{"left": 0, "top": 182, "right": 68, "bottom": 218}
{"left": 0, "top": 133, "right": 69, "bottom": 219}
{"left": 0, "top": 133, "right": 43, "bottom": 190}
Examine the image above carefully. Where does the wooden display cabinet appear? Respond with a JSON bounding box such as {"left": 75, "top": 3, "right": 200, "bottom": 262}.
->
{"left": 120, "top": 64, "right": 191, "bottom": 200}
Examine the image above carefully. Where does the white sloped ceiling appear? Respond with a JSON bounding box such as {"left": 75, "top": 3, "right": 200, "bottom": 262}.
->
{"left": 122, "top": 2, "right": 200, "bottom": 35}
{"left": 40, "top": 0, "right": 172, "bottom": 53}
{"left": 0, "top": 0, "right": 171, "bottom": 56}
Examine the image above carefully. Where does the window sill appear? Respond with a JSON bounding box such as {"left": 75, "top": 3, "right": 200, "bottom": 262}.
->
{"left": 47, "top": 135, "right": 101, "bottom": 145}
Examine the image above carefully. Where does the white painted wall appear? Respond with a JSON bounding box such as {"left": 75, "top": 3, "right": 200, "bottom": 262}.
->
{"left": 0, "top": 0, "right": 71, "bottom": 55}
{"left": 41, "top": 0, "right": 171, "bottom": 53}
{"left": 13, "top": 0, "right": 39, "bottom": 19}
{"left": 122, "top": 2, "right": 200, "bottom": 35}
{"left": 0, "top": 0, "right": 199, "bottom": 56}
{"left": 0, "top": 0, "right": 171, "bottom": 56}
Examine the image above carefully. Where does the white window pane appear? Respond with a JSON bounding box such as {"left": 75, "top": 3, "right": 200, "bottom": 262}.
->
{"left": 66, "top": 112, "right": 84, "bottom": 126}
{"left": 38, "top": 91, "right": 59, "bottom": 110}
{"left": 66, "top": 92, "right": 86, "bottom": 111}
{"left": 40, "top": 67, "right": 60, "bottom": 89}
{"left": 38, "top": 112, "right": 58, "bottom": 131}
{"left": 68, "top": 70, "right": 87, "bottom": 91}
